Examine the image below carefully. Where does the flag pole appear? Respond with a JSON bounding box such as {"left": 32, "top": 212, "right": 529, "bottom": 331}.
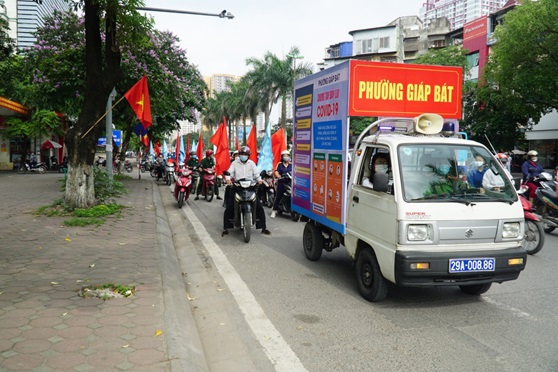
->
{"left": 81, "top": 95, "right": 126, "bottom": 139}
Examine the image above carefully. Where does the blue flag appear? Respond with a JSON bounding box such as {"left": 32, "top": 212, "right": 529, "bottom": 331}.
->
{"left": 258, "top": 121, "right": 273, "bottom": 172}
{"left": 179, "top": 135, "right": 185, "bottom": 164}
{"left": 149, "top": 140, "right": 155, "bottom": 161}
{"left": 162, "top": 140, "right": 168, "bottom": 158}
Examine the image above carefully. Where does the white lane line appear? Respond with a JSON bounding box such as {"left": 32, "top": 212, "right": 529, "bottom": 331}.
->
{"left": 183, "top": 206, "right": 308, "bottom": 372}
{"left": 483, "top": 296, "right": 535, "bottom": 320}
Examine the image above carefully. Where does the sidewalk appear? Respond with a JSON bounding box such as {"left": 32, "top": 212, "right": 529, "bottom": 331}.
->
{"left": 0, "top": 171, "right": 207, "bottom": 371}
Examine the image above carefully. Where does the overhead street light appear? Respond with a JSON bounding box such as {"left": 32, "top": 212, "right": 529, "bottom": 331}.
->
{"left": 136, "top": 7, "right": 234, "bottom": 19}
{"left": 286, "top": 52, "right": 304, "bottom": 85}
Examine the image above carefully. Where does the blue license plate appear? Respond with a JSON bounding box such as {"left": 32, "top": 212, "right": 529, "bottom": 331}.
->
{"left": 449, "top": 258, "right": 495, "bottom": 273}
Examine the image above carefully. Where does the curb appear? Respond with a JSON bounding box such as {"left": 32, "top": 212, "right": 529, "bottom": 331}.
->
{"left": 153, "top": 184, "right": 209, "bottom": 372}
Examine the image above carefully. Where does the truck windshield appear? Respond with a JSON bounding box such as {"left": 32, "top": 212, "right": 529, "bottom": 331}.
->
{"left": 398, "top": 144, "right": 518, "bottom": 203}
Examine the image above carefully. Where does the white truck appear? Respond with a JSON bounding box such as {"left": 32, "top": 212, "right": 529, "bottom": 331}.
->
{"left": 292, "top": 60, "right": 527, "bottom": 302}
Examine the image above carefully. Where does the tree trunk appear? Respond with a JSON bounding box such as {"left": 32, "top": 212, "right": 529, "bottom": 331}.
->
{"left": 63, "top": 0, "right": 123, "bottom": 208}
{"left": 281, "top": 92, "right": 287, "bottom": 129}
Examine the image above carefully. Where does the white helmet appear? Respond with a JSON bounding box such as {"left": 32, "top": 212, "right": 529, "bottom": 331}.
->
{"left": 527, "top": 150, "right": 538, "bottom": 157}
{"left": 281, "top": 150, "right": 290, "bottom": 156}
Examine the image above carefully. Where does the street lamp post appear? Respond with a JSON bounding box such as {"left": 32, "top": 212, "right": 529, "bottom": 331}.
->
{"left": 136, "top": 7, "right": 234, "bottom": 19}
{"left": 286, "top": 53, "right": 303, "bottom": 127}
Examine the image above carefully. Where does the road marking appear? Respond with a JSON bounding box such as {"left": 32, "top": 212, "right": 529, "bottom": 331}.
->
{"left": 483, "top": 296, "right": 535, "bottom": 319}
{"left": 183, "top": 206, "right": 308, "bottom": 372}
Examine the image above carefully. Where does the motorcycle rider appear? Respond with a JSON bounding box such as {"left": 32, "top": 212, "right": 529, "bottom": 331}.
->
{"left": 155, "top": 154, "right": 165, "bottom": 180}
{"left": 195, "top": 149, "right": 222, "bottom": 200}
{"left": 186, "top": 151, "right": 199, "bottom": 168}
{"left": 482, "top": 153, "right": 512, "bottom": 192}
{"left": 270, "top": 150, "right": 293, "bottom": 218}
{"left": 222, "top": 150, "right": 240, "bottom": 207}
{"left": 222, "top": 146, "right": 271, "bottom": 236}
{"left": 522, "top": 150, "right": 545, "bottom": 202}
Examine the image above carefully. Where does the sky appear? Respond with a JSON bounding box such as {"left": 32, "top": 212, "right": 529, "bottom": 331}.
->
{"left": 142, "top": 0, "right": 424, "bottom": 77}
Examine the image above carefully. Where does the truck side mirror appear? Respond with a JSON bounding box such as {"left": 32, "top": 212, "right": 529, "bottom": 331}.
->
{"left": 373, "top": 173, "right": 389, "bottom": 192}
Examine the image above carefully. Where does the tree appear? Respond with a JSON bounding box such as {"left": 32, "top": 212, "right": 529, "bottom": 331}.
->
{"left": 413, "top": 44, "right": 470, "bottom": 78}
{"left": 485, "top": 0, "right": 558, "bottom": 124}
{"left": 0, "top": 12, "right": 14, "bottom": 60}
{"left": 17, "top": 4, "right": 205, "bottom": 206}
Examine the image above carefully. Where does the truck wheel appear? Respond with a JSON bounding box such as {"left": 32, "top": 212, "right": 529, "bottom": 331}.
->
{"left": 459, "top": 283, "right": 492, "bottom": 295}
{"left": 521, "top": 220, "right": 545, "bottom": 255}
{"left": 355, "top": 248, "right": 388, "bottom": 302}
{"left": 303, "top": 222, "right": 323, "bottom": 261}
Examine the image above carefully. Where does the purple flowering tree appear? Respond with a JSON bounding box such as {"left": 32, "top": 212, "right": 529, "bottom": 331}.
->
{"left": 21, "top": 2, "right": 206, "bottom": 207}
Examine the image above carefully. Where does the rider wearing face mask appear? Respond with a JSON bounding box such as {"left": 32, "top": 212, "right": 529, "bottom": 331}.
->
{"left": 467, "top": 155, "right": 487, "bottom": 189}
{"left": 522, "top": 150, "right": 545, "bottom": 202}
{"left": 222, "top": 146, "right": 271, "bottom": 236}
{"left": 271, "top": 150, "right": 292, "bottom": 218}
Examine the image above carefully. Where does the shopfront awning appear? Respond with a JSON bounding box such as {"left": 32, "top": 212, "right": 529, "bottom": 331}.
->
{"left": 0, "top": 96, "right": 29, "bottom": 117}
{"left": 41, "top": 140, "right": 63, "bottom": 149}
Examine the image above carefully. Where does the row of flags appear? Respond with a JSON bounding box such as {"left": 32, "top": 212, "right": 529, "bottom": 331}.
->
{"left": 123, "top": 76, "right": 288, "bottom": 172}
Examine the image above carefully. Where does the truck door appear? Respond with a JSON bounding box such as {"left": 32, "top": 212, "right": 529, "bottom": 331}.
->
{"left": 348, "top": 146, "right": 397, "bottom": 256}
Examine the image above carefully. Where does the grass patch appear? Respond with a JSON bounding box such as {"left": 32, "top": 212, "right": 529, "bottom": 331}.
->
{"left": 36, "top": 200, "right": 126, "bottom": 226}
{"left": 64, "top": 217, "right": 105, "bottom": 227}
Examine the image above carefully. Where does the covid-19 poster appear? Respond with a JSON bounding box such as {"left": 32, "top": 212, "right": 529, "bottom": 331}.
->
{"left": 292, "top": 63, "right": 349, "bottom": 234}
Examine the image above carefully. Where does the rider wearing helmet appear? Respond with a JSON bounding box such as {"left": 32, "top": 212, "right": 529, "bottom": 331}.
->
{"left": 231, "top": 150, "right": 239, "bottom": 164}
{"left": 522, "top": 150, "right": 545, "bottom": 201}
{"left": 195, "top": 149, "right": 221, "bottom": 200}
{"left": 187, "top": 151, "right": 199, "bottom": 168}
{"left": 222, "top": 146, "right": 271, "bottom": 236}
{"left": 270, "top": 150, "right": 293, "bottom": 218}
{"left": 482, "top": 153, "right": 512, "bottom": 191}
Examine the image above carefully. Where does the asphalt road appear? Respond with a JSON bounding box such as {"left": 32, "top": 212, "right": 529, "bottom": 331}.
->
{"left": 182, "top": 184, "right": 558, "bottom": 372}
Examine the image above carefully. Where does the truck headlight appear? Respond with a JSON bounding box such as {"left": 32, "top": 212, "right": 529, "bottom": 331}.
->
{"left": 407, "top": 225, "right": 429, "bottom": 241}
{"left": 502, "top": 222, "right": 520, "bottom": 238}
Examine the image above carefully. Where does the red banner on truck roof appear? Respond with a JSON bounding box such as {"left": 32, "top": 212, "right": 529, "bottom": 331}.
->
{"left": 348, "top": 60, "right": 463, "bottom": 119}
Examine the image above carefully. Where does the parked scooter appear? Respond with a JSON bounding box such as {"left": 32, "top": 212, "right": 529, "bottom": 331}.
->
{"left": 174, "top": 168, "right": 193, "bottom": 208}
{"left": 18, "top": 161, "right": 47, "bottom": 174}
{"left": 276, "top": 172, "right": 300, "bottom": 221}
{"left": 258, "top": 170, "right": 276, "bottom": 208}
{"left": 226, "top": 174, "right": 258, "bottom": 243}
{"left": 518, "top": 185, "right": 545, "bottom": 254}
{"left": 95, "top": 156, "right": 106, "bottom": 167}
{"left": 123, "top": 159, "right": 133, "bottom": 173}
{"left": 201, "top": 168, "right": 216, "bottom": 202}
{"left": 532, "top": 172, "right": 558, "bottom": 233}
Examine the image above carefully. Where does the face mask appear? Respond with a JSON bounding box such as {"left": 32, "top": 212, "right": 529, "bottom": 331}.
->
{"left": 375, "top": 164, "right": 388, "bottom": 174}
{"left": 531, "top": 157, "right": 538, "bottom": 162}
{"left": 438, "top": 164, "right": 450, "bottom": 175}
{"left": 240, "top": 155, "right": 249, "bottom": 162}
{"left": 282, "top": 157, "right": 291, "bottom": 163}
{"left": 475, "top": 161, "right": 484, "bottom": 167}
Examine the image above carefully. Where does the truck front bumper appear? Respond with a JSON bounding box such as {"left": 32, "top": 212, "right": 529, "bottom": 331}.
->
{"left": 394, "top": 247, "right": 527, "bottom": 287}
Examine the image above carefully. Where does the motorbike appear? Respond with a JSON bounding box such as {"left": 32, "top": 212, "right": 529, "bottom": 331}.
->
{"left": 189, "top": 167, "right": 200, "bottom": 195}
{"left": 518, "top": 185, "right": 545, "bottom": 255}
{"left": 532, "top": 172, "right": 558, "bottom": 233}
{"left": 275, "top": 172, "right": 300, "bottom": 222}
{"left": 95, "top": 156, "right": 106, "bottom": 167}
{"left": 258, "top": 170, "right": 276, "bottom": 208}
{"left": 140, "top": 159, "right": 150, "bottom": 173}
{"left": 174, "top": 168, "right": 193, "bottom": 208}
{"left": 227, "top": 176, "right": 258, "bottom": 243}
{"left": 164, "top": 161, "right": 175, "bottom": 185}
{"left": 123, "top": 159, "right": 133, "bottom": 173}
{"left": 201, "top": 168, "right": 216, "bottom": 202}
{"left": 18, "top": 161, "right": 47, "bottom": 174}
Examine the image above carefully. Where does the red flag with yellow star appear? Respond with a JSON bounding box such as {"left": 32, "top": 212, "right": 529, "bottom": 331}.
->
{"left": 124, "top": 76, "right": 152, "bottom": 129}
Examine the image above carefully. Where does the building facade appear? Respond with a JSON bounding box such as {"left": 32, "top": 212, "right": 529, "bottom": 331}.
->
{"left": 2, "top": 0, "right": 69, "bottom": 49}
{"left": 420, "top": 0, "right": 507, "bottom": 31}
